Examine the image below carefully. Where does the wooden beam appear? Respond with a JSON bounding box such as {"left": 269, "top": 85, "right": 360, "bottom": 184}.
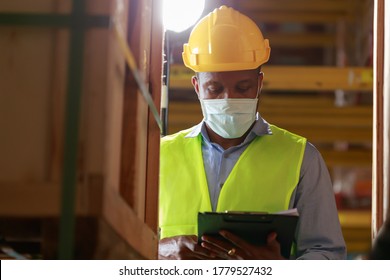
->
{"left": 0, "top": 182, "right": 102, "bottom": 217}
{"left": 260, "top": 106, "right": 373, "bottom": 117}
{"left": 283, "top": 127, "right": 372, "bottom": 143}
{"left": 339, "top": 210, "right": 371, "bottom": 253}
{"left": 264, "top": 122, "right": 371, "bottom": 143}
{"left": 167, "top": 101, "right": 373, "bottom": 143}
{"left": 321, "top": 149, "right": 372, "bottom": 167}
{"left": 372, "top": 0, "right": 385, "bottom": 237}
{"left": 145, "top": 0, "right": 163, "bottom": 233}
{"left": 247, "top": 11, "right": 353, "bottom": 24}
{"left": 266, "top": 32, "right": 335, "bottom": 47}
{"left": 262, "top": 114, "right": 372, "bottom": 128}
{"left": 339, "top": 210, "right": 371, "bottom": 228}
{"left": 102, "top": 186, "right": 158, "bottom": 260}
{"left": 238, "top": 0, "right": 350, "bottom": 13}
{"left": 168, "top": 123, "right": 372, "bottom": 143}
{"left": 169, "top": 64, "right": 373, "bottom": 91}
{"left": 251, "top": 66, "right": 372, "bottom": 91}
{"left": 0, "top": 181, "right": 157, "bottom": 259}
{"left": 169, "top": 108, "right": 372, "bottom": 128}
{"left": 261, "top": 96, "right": 335, "bottom": 107}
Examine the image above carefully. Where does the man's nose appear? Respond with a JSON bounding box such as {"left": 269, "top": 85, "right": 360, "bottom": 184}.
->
{"left": 221, "top": 88, "right": 239, "bottom": 99}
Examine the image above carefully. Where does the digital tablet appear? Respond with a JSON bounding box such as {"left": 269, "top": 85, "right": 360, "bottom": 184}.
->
{"left": 198, "top": 211, "right": 299, "bottom": 259}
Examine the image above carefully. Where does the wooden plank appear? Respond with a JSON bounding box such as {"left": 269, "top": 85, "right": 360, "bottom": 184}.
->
{"left": 145, "top": 0, "right": 163, "bottom": 232}
{"left": 261, "top": 106, "right": 373, "bottom": 117}
{"left": 102, "top": 186, "right": 157, "bottom": 260}
{"left": 169, "top": 113, "right": 371, "bottom": 129}
{"left": 170, "top": 105, "right": 372, "bottom": 129}
{"left": 104, "top": 0, "right": 159, "bottom": 258}
{"left": 119, "top": 0, "right": 149, "bottom": 221}
{"left": 252, "top": 66, "right": 372, "bottom": 91}
{"left": 48, "top": 28, "right": 68, "bottom": 183}
{"left": 0, "top": 183, "right": 60, "bottom": 217}
{"left": 0, "top": 182, "right": 102, "bottom": 217}
{"left": 167, "top": 97, "right": 373, "bottom": 167}
{"left": 342, "top": 229, "right": 372, "bottom": 253}
{"left": 372, "top": 0, "right": 386, "bottom": 237}
{"left": 93, "top": 218, "right": 146, "bottom": 259}
{"left": 238, "top": 0, "right": 350, "bottom": 13}
{"left": 321, "top": 150, "right": 372, "bottom": 167}
{"left": 273, "top": 127, "right": 372, "bottom": 143}
{"left": 261, "top": 96, "right": 336, "bottom": 107}
{"left": 81, "top": 27, "right": 109, "bottom": 185}
{"left": 0, "top": 183, "right": 157, "bottom": 259}
{"left": 168, "top": 100, "right": 373, "bottom": 115}
{"left": 104, "top": 4, "right": 127, "bottom": 195}
{"left": 339, "top": 210, "right": 371, "bottom": 228}
{"left": 0, "top": 27, "right": 53, "bottom": 182}
{"left": 133, "top": 0, "right": 153, "bottom": 224}
{"left": 169, "top": 65, "right": 373, "bottom": 91}
{"left": 344, "top": 242, "right": 371, "bottom": 253}
{"left": 167, "top": 101, "right": 373, "bottom": 143}
{"left": 117, "top": 0, "right": 160, "bottom": 257}
{"left": 246, "top": 11, "right": 353, "bottom": 24}
{"left": 263, "top": 115, "right": 371, "bottom": 127}
{"left": 267, "top": 32, "right": 335, "bottom": 47}
{"left": 342, "top": 228, "right": 372, "bottom": 239}
{"left": 168, "top": 123, "right": 372, "bottom": 143}
{"left": 85, "top": 0, "right": 110, "bottom": 15}
{"left": 0, "top": 0, "right": 55, "bottom": 13}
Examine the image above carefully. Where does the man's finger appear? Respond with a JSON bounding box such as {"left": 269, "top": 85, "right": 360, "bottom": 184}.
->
{"left": 219, "top": 230, "right": 252, "bottom": 252}
{"left": 267, "top": 232, "right": 278, "bottom": 243}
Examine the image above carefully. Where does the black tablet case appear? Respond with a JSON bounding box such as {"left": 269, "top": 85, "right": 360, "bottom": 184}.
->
{"left": 198, "top": 212, "right": 298, "bottom": 259}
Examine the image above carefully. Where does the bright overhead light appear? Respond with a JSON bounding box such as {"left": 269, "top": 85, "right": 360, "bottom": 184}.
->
{"left": 163, "top": 0, "right": 205, "bottom": 33}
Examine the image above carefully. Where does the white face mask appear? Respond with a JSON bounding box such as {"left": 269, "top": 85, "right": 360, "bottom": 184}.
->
{"left": 199, "top": 98, "right": 258, "bottom": 139}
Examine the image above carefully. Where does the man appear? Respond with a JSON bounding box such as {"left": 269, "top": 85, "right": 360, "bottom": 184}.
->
{"left": 159, "top": 6, "right": 346, "bottom": 260}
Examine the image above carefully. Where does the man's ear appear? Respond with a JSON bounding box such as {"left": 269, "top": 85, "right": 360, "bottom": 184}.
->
{"left": 258, "top": 72, "right": 264, "bottom": 92}
{"left": 256, "top": 72, "right": 264, "bottom": 111}
{"left": 191, "top": 75, "right": 200, "bottom": 96}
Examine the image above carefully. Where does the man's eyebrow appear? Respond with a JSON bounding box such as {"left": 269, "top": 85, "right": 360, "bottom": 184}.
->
{"left": 236, "top": 79, "right": 254, "bottom": 85}
{"left": 203, "top": 81, "right": 221, "bottom": 87}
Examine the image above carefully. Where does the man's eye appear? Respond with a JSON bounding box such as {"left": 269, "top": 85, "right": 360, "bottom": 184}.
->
{"left": 237, "top": 87, "right": 250, "bottom": 92}
{"left": 208, "top": 87, "right": 223, "bottom": 93}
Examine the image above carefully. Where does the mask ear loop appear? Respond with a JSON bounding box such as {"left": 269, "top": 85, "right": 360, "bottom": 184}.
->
{"left": 255, "top": 73, "right": 262, "bottom": 119}
{"left": 255, "top": 81, "right": 261, "bottom": 100}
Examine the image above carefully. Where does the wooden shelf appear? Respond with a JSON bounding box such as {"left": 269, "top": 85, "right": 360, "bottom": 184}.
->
{"left": 169, "top": 64, "right": 373, "bottom": 92}
{"left": 338, "top": 210, "right": 371, "bottom": 254}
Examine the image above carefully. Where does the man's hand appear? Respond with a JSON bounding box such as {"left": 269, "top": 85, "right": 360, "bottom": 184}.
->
{"left": 158, "top": 235, "right": 218, "bottom": 260}
{"left": 200, "top": 230, "right": 286, "bottom": 260}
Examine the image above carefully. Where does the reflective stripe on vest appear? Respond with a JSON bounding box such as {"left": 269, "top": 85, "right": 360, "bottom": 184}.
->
{"left": 159, "top": 124, "right": 306, "bottom": 239}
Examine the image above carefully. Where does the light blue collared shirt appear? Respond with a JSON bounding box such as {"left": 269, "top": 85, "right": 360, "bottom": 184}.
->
{"left": 185, "top": 114, "right": 347, "bottom": 259}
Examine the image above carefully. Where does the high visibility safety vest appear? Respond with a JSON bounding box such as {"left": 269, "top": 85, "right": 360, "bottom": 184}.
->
{"left": 159, "top": 124, "right": 306, "bottom": 239}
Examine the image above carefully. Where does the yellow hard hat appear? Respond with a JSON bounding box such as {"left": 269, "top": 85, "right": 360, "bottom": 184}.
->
{"left": 182, "top": 5, "right": 271, "bottom": 72}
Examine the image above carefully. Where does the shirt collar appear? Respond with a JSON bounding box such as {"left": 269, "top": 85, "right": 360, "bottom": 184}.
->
{"left": 185, "top": 113, "right": 273, "bottom": 141}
